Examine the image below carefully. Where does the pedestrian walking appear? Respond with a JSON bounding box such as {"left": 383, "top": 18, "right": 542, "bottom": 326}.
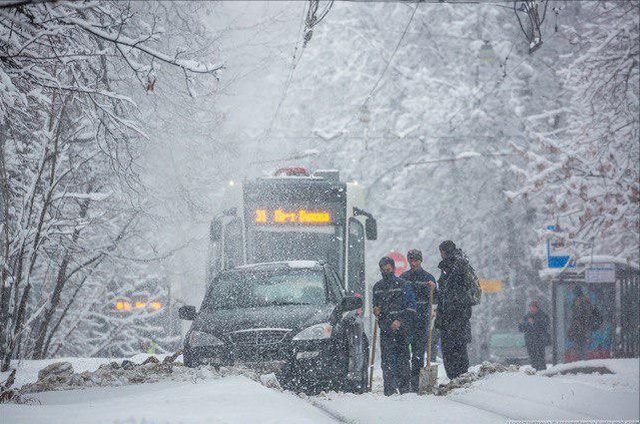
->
{"left": 434, "top": 240, "right": 476, "bottom": 380}
{"left": 400, "top": 249, "right": 437, "bottom": 393}
{"left": 372, "top": 256, "right": 416, "bottom": 396}
{"left": 568, "top": 286, "right": 602, "bottom": 361}
{"left": 518, "top": 301, "right": 550, "bottom": 371}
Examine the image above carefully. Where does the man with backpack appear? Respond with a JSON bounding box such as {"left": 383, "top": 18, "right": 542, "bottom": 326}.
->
{"left": 434, "top": 240, "right": 480, "bottom": 380}
{"left": 400, "top": 249, "right": 437, "bottom": 393}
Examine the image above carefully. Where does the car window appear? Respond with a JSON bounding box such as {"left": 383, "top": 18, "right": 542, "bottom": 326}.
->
{"left": 326, "top": 269, "right": 344, "bottom": 302}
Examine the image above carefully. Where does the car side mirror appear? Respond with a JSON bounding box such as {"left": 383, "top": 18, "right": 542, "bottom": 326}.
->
{"left": 365, "top": 217, "right": 377, "bottom": 240}
{"left": 339, "top": 296, "right": 363, "bottom": 312}
{"left": 178, "top": 305, "right": 197, "bottom": 321}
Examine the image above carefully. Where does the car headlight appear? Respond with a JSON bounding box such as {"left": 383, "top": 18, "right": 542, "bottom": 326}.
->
{"left": 292, "top": 322, "right": 333, "bottom": 341}
{"left": 188, "top": 330, "right": 224, "bottom": 347}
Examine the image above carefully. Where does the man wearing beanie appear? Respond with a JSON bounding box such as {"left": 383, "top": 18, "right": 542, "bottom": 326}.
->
{"left": 400, "top": 249, "right": 437, "bottom": 392}
{"left": 372, "top": 256, "right": 416, "bottom": 395}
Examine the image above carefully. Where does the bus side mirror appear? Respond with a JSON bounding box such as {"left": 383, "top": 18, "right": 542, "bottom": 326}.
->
{"left": 365, "top": 217, "right": 377, "bottom": 240}
{"left": 179, "top": 305, "right": 197, "bottom": 321}
{"left": 210, "top": 219, "right": 222, "bottom": 242}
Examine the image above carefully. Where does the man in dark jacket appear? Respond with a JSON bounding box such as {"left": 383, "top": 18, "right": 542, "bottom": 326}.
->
{"left": 518, "top": 300, "right": 550, "bottom": 371}
{"left": 400, "top": 249, "right": 437, "bottom": 393}
{"left": 373, "top": 256, "right": 417, "bottom": 396}
{"left": 434, "top": 240, "right": 472, "bottom": 380}
{"left": 568, "top": 286, "right": 602, "bottom": 361}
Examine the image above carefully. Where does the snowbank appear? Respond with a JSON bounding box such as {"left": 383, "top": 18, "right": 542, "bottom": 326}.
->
{"left": 435, "top": 361, "right": 525, "bottom": 395}
{"left": 540, "top": 358, "right": 639, "bottom": 392}
{"left": 0, "top": 354, "right": 176, "bottom": 389}
{"left": 1, "top": 354, "right": 278, "bottom": 395}
{"left": 19, "top": 356, "right": 216, "bottom": 393}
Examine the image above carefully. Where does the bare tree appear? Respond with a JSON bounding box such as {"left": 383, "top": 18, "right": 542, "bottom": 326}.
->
{"left": 0, "top": 1, "right": 221, "bottom": 370}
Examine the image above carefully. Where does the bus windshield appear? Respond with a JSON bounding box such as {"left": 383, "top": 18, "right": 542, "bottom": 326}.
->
{"left": 202, "top": 269, "right": 327, "bottom": 310}
{"left": 249, "top": 226, "right": 343, "bottom": 275}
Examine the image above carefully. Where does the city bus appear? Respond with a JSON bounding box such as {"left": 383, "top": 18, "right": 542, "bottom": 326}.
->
{"left": 206, "top": 167, "right": 377, "bottom": 309}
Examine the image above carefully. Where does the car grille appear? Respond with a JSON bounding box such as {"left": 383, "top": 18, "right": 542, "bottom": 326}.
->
{"left": 227, "top": 329, "right": 291, "bottom": 347}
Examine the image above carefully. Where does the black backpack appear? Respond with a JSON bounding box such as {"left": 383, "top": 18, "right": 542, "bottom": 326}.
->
{"left": 463, "top": 261, "right": 482, "bottom": 306}
{"left": 449, "top": 251, "right": 482, "bottom": 306}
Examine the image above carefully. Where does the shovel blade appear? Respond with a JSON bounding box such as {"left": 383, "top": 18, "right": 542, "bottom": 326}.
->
{"left": 418, "top": 364, "right": 439, "bottom": 395}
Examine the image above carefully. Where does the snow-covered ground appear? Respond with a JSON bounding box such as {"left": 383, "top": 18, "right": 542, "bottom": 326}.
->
{"left": 3, "top": 377, "right": 338, "bottom": 424}
{"left": 314, "top": 358, "right": 639, "bottom": 424}
{"left": 1, "top": 357, "right": 638, "bottom": 423}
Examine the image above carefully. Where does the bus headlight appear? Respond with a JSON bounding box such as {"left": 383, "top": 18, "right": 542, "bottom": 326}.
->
{"left": 188, "top": 331, "right": 224, "bottom": 347}
{"left": 292, "top": 323, "right": 333, "bottom": 341}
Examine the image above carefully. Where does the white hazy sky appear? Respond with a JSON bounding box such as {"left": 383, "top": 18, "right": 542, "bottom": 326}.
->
{"left": 208, "top": 2, "right": 304, "bottom": 138}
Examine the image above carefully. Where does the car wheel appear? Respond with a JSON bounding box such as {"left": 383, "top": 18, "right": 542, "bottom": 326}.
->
{"left": 352, "top": 336, "right": 369, "bottom": 394}
{"left": 340, "top": 335, "right": 369, "bottom": 394}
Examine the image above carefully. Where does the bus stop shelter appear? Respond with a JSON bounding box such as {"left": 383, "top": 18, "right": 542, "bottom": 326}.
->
{"left": 551, "top": 257, "right": 639, "bottom": 364}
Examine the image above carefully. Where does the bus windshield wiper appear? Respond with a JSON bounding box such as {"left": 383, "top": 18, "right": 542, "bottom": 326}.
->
{"left": 261, "top": 301, "right": 311, "bottom": 306}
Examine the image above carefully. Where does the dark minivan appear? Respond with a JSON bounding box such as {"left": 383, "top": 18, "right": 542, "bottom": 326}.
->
{"left": 179, "top": 261, "right": 369, "bottom": 393}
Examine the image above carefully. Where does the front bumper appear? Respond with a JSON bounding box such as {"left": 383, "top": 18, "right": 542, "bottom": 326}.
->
{"left": 184, "top": 338, "right": 344, "bottom": 382}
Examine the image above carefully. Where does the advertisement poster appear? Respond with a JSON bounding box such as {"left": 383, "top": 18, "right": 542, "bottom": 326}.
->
{"left": 561, "top": 282, "right": 614, "bottom": 362}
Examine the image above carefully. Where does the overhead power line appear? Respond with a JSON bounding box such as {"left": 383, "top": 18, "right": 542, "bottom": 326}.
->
{"left": 304, "top": 0, "right": 335, "bottom": 46}
{"left": 405, "top": 151, "right": 514, "bottom": 167}
{"left": 340, "top": 2, "right": 420, "bottom": 131}
{"left": 262, "top": 1, "right": 335, "bottom": 143}
{"left": 261, "top": 2, "right": 309, "bottom": 142}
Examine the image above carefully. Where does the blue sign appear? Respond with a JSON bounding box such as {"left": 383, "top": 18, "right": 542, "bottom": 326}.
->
{"left": 546, "top": 225, "right": 574, "bottom": 269}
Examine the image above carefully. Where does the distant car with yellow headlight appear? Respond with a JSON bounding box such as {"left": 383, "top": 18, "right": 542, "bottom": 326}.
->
{"left": 179, "top": 260, "right": 369, "bottom": 393}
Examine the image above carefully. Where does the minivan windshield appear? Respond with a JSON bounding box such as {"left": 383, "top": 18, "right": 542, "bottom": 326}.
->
{"left": 202, "top": 269, "right": 327, "bottom": 310}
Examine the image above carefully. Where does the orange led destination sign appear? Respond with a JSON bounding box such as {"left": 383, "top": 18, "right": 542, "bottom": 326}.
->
{"left": 115, "top": 301, "right": 162, "bottom": 311}
{"left": 255, "top": 209, "right": 331, "bottom": 224}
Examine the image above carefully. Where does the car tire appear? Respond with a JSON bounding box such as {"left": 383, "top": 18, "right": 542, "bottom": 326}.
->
{"left": 339, "top": 334, "right": 369, "bottom": 394}
{"left": 352, "top": 336, "right": 369, "bottom": 394}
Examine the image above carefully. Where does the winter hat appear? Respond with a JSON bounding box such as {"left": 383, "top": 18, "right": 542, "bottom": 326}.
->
{"left": 407, "top": 249, "right": 423, "bottom": 261}
{"left": 378, "top": 256, "right": 395, "bottom": 269}
{"left": 439, "top": 240, "right": 457, "bottom": 254}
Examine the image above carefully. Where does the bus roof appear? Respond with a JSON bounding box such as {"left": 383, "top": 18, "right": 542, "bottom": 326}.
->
{"left": 232, "top": 260, "right": 324, "bottom": 271}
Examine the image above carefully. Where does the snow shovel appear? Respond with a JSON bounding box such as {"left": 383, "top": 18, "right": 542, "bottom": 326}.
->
{"left": 418, "top": 285, "right": 438, "bottom": 395}
{"left": 369, "top": 318, "right": 378, "bottom": 390}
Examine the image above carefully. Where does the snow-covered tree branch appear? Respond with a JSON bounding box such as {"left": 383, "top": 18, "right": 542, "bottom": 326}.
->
{"left": 510, "top": 0, "right": 639, "bottom": 263}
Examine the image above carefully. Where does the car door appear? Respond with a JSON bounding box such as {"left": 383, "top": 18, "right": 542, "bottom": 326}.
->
{"left": 328, "top": 268, "right": 366, "bottom": 381}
